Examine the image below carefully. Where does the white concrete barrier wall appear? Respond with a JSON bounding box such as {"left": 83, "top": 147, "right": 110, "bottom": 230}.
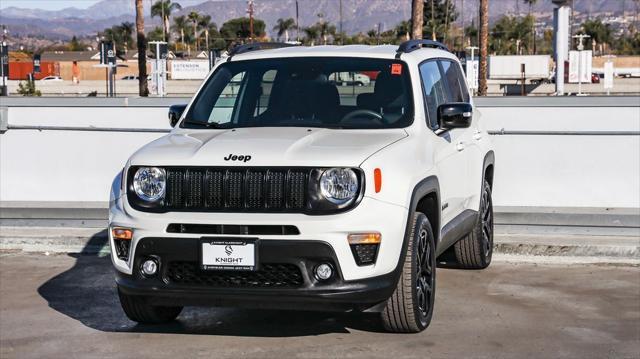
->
{"left": 1, "top": 97, "right": 639, "bottom": 212}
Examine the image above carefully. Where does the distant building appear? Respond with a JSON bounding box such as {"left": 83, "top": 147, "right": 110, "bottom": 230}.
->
{"left": 41, "top": 50, "right": 148, "bottom": 81}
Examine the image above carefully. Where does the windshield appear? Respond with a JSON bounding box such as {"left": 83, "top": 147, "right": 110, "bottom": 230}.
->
{"left": 182, "top": 57, "right": 414, "bottom": 129}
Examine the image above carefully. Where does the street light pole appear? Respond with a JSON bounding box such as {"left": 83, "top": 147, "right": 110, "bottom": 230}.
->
{"left": 572, "top": 34, "right": 590, "bottom": 96}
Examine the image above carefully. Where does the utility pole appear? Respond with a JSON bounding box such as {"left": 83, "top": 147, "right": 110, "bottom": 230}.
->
{"left": 339, "top": 0, "right": 343, "bottom": 44}
{"left": 247, "top": 0, "right": 255, "bottom": 43}
{"left": 478, "top": 0, "right": 489, "bottom": 96}
{"left": 411, "top": 0, "right": 423, "bottom": 39}
{"left": 295, "top": 0, "right": 300, "bottom": 42}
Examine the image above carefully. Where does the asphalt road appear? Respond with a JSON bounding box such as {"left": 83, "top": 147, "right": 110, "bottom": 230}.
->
{"left": 0, "top": 252, "right": 638, "bottom": 359}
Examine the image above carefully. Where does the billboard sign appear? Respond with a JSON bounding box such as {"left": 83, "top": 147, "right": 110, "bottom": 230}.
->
{"left": 603, "top": 61, "right": 614, "bottom": 90}
{"left": 100, "top": 41, "right": 116, "bottom": 65}
{"left": 170, "top": 61, "right": 209, "bottom": 80}
{"left": 568, "top": 50, "right": 592, "bottom": 83}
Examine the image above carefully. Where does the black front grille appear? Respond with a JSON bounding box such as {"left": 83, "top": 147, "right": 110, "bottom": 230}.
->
{"left": 166, "top": 223, "right": 300, "bottom": 235}
{"left": 166, "top": 261, "right": 304, "bottom": 288}
{"left": 163, "top": 168, "right": 310, "bottom": 212}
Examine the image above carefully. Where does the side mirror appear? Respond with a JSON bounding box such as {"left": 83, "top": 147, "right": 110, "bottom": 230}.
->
{"left": 168, "top": 104, "right": 187, "bottom": 128}
{"left": 437, "top": 103, "right": 473, "bottom": 130}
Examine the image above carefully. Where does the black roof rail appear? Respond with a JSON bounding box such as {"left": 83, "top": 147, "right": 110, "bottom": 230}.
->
{"left": 396, "top": 39, "right": 449, "bottom": 57}
{"left": 227, "top": 42, "right": 298, "bottom": 59}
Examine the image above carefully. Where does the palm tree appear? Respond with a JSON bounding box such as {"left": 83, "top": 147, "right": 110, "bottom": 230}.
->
{"left": 188, "top": 11, "right": 200, "bottom": 51}
{"left": 173, "top": 15, "right": 189, "bottom": 50}
{"left": 273, "top": 18, "right": 296, "bottom": 42}
{"left": 395, "top": 20, "right": 411, "bottom": 40}
{"left": 119, "top": 22, "right": 134, "bottom": 49}
{"left": 303, "top": 26, "right": 319, "bottom": 45}
{"left": 411, "top": 0, "right": 423, "bottom": 39}
{"left": 317, "top": 21, "right": 336, "bottom": 45}
{"left": 523, "top": 0, "right": 538, "bottom": 54}
{"left": 151, "top": 0, "right": 182, "bottom": 42}
{"left": 135, "top": 0, "right": 148, "bottom": 96}
{"left": 478, "top": 0, "right": 488, "bottom": 96}
{"left": 197, "top": 14, "right": 214, "bottom": 50}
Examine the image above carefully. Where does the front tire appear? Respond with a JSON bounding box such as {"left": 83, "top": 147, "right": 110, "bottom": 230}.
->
{"left": 381, "top": 212, "right": 436, "bottom": 333}
{"left": 454, "top": 180, "right": 494, "bottom": 269}
{"left": 118, "top": 287, "right": 183, "bottom": 324}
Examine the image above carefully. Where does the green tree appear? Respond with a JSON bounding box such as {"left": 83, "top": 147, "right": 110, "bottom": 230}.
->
{"left": 220, "top": 17, "right": 266, "bottom": 41}
{"left": 147, "top": 26, "right": 165, "bottom": 42}
{"left": 273, "top": 18, "right": 296, "bottom": 42}
{"left": 100, "top": 22, "right": 135, "bottom": 52}
{"left": 197, "top": 15, "right": 219, "bottom": 50}
{"left": 150, "top": 0, "right": 182, "bottom": 42}
{"left": 579, "top": 18, "right": 613, "bottom": 52}
{"left": 422, "top": 0, "right": 458, "bottom": 42}
{"left": 317, "top": 21, "right": 336, "bottom": 45}
{"left": 188, "top": 11, "right": 200, "bottom": 50}
{"left": 17, "top": 78, "right": 41, "bottom": 96}
{"left": 489, "top": 15, "right": 534, "bottom": 55}
{"left": 303, "top": 25, "right": 319, "bottom": 45}
{"left": 395, "top": 20, "right": 411, "bottom": 40}
{"left": 173, "top": 15, "right": 191, "bottom": 50}
{"left": 68, "top": 36, "right": 85, "bottom": 51}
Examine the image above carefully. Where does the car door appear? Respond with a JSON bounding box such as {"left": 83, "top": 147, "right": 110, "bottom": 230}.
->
{"left": 440, "top": 59, "right": 481, "bottom": 210}
{"left": 418, "top": 60, "right": 468, "bottom": 225}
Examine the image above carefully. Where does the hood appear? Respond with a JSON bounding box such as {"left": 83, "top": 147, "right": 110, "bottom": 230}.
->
{"left": 129, "top": 127, "right": 407, "bottom": 167}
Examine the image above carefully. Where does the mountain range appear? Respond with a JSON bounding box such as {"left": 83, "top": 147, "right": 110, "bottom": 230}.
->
{"left": 0, "top": 0, "right": 633, "bottom": 41}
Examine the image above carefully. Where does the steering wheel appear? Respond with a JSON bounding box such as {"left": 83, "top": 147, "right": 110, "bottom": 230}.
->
{"left": 341, "top": 109, "right": 385, "bottom": 124}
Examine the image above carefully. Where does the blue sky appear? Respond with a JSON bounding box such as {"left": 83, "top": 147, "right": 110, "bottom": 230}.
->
{"left": 0, "top": 0, "right": 102, "bottom": 10}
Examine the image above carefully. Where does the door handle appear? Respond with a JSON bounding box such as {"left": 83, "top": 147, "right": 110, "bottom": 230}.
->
{"left": 473, "top": 131, "right": 483, "bottom": 140}
{"left": 456, "top": 141, "right": 465, "bottom": 151}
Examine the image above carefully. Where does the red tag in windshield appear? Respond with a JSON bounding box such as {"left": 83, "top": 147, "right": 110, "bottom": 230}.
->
{"left": 391, "top": 63, "right": 402, "bottom": 75}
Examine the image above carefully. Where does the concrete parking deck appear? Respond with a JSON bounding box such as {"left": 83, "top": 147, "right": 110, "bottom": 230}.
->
{"left": 0, "top": 252, "right": 638, "bottom": 358}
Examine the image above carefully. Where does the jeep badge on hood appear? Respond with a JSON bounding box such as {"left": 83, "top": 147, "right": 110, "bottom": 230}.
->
{"left": 224, "top": 154, "right": 251, "bottom": 162}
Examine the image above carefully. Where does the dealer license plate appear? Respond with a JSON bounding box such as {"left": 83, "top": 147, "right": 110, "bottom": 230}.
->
{"left": 201, "top": 239, "right": 258, "bottom": 271}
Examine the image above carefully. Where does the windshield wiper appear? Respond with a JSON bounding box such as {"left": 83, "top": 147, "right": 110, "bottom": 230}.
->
{"left": 182, "top": 120, "right": 223, "bottom": 129}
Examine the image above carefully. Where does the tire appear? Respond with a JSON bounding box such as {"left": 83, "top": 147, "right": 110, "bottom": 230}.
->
{"left": 381, "top": 212, "right": 436, "bottom": 333}
{"left": 454, "top": 180, "right": 494, "bottom": 269}
{"left": 118, "top": 286, "right": 183, "bottom": 324}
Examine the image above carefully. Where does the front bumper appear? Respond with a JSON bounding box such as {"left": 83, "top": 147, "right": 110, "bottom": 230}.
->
{"left": 116, "top": 238, "right": 398, "bottom": 311}
{"left": 110, "top": 195, "right": 409, "bottom": 282}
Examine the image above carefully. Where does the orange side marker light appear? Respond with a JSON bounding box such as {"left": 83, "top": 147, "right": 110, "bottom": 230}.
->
{"left": 374, "top": 168, "right": 382, "bottom": 193}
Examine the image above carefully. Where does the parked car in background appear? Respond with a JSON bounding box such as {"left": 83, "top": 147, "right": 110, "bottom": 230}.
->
{"left": 40, "top": 76, "right": 63, "bottom": 81}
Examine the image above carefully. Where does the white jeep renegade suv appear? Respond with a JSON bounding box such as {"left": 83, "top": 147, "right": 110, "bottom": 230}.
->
{"left": 109, "top": 40, "right": 495, "bottom": 333}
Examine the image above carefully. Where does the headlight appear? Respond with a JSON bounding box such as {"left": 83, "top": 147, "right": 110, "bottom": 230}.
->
{"left": 320, "top": 168, "right": 359, "bottom": 204}
{"left": 133, "top": 167, "right": 166, "bottom": 202}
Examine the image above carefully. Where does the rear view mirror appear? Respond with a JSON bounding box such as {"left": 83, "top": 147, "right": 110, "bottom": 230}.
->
{"left": 437, "top": 103, "right": 472, "bottom": 130}
{"left": 168, "top": 104, "right": 187, "bottom": 127}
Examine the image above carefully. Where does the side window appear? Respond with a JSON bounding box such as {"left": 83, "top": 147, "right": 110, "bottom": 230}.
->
{"left": 208, "top": 71, "right": 246, "bottom": 124}
{"left": 441, "top": 60, "right": 470, "bottom": 103}
{"left": 419, "top": 61, "right": 448, "bottom": 129}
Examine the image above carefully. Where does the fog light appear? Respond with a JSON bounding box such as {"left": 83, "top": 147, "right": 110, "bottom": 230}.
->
{"left": 315, "top": 263, "right": 333, "bottom": 281}
{"left": 141, "top": 259, "right": 158, "bottom": 276}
